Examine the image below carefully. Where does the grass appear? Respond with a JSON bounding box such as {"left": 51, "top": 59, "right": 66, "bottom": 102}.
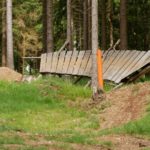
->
{"left": 0, "top": 76, "right": 149, "bottom": 149}
{"left": 0, "top": 77, "right": 113, "bottom": 149}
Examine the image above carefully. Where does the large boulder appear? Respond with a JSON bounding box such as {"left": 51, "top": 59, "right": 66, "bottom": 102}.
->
{"left": 0, "top": 67, "right": 23, "bottom": 82}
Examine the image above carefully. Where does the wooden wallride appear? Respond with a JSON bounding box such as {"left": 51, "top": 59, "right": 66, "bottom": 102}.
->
{"left": 40, "top": 50, "right": 150, "bottom": 83}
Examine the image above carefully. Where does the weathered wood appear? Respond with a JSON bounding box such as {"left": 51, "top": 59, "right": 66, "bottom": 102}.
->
{"left": 115, "top": 51, "right": 145, "bottom": 83}
{"left": 51, "top": 52, "right": 59, "bottom": 73}
{"left": 45, "top": 53, "right": 53, "bottom": 72}
{"left": 104, "top": 50, "right": 125, "bottom": 80}
{"left": 78, "top": 50, "right": 91, "bottom": 75}
{"left": 40, "top": 50, "right": 150, "bottom": 83}
{"left": 67, "top": 51, "right": 79, "bottom": 74}
{"left": 40, "top": 54, "right": 47, "bottom": 72}
{"left": 56, "top": 51, "right": 66, "bottom": 73}
{"left": 83, "top": 55, "right": 92, "bottom": 76}
{"left": 108, "top": 50, "right": 130, "bottom": 81}
{"left": 73, "top": 51, "right": 85, "bottom": 75}
{"left": 121, "top": 51, "right": 148, "bottom": 80}
{"left": 62, "top": 51, "right": 73, "bottom": 74}
{"left": 111, "top": 50, "right": 138, "bottom": 82}
{"left": 103, "top": 50, "right": 120, "bottom": 74}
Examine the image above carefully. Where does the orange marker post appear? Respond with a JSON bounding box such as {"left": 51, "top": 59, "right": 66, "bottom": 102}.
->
{"left": 97, "top": 49, "right": 104, "bottom": 90}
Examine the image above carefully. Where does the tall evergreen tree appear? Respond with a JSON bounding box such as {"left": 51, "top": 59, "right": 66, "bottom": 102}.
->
{"left": 6, "top": 0, "right": 14, "bottom": 69}
{"left": 120, "top": 0, "right": 128, "bottom": 49}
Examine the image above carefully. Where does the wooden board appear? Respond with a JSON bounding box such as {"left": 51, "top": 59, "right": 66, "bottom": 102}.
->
{"left": 62, "top": 51, "right": 73, "bottom": 74}
{"left": 121, "top": 51, "right": 148, "bottom": 79}
{"left": 104, "top": 50, "right": 125, "bottom": 80}
{"left": 103, "top": 50, "right": 120, "bottom": 74}
{"left": 67, "top": 51, "right": 79, "bottom": 74}
{"left": 56, "top": 51, "right": 66, "bottom": 73}
{"left": 73, "top": 51, "right": 85, "bottom": 75}
{"left": 115, "top": 51, "right": 145, "bottom": 83}
{"left": 40, "top": 50, "right": 150, "bottom": 83}
{"left": 45, "top": 53, "right": 53, "bottom": 72}
{"left": 51, "top": 52, "right": 59, "bottom": 73}
{"left": 108, "top": 50, "right": 131, "bottom": 81}
{"left": 78, "top": 50, "right": 91, "bottom": 75}
{"left": 83, "top": 55, "right": 92, "bottom": 76}
{"left": 40, "top": 54, "right": 47, "bottom": 72}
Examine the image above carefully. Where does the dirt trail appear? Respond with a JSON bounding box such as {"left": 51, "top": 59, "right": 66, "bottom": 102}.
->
{"left": 100, "top": 82, "right": 150, "bottom": 129}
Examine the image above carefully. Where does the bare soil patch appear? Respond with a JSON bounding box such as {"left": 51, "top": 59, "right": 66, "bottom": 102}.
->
{"left": 0, "top": 67, "right": 22, "bottom": 82}
{"left": 100, "top": 82, "right": 150, "bottom": 129}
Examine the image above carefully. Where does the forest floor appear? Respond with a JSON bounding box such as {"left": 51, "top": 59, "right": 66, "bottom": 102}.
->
{"left": 0, "top": 77, "right": 150, "bottom": 150}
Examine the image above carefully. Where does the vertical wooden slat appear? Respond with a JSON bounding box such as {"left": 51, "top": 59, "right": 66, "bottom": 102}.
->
{"left": 84, "top": 55, "right": 92, "bottom": 76}
{"left": 73, "top": 51, "right": 85, "bottom": 75}
{"left": 56, "top": 51, "right": 66, "bottom": 73}
{"left": 40, "top": 53, "right": 47, "bottom": 72}
{"left": 45, "top": 53, "right": 53, "bottom": 72}
{"left": 67, "top": 51, "right": 79, "bottom": 74}
{"left": 62, "top": 51, "right": 73, "bottom": 74}
{"left": 78, "top": 50, "right": 91, "bottom": 75}
{"left": 51, "top": 52, "right": 59, "bottom": 73}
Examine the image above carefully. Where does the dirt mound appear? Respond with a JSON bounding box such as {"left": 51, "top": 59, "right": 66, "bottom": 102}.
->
{"left": 100, "top": 82, "right": 150, "bottom": 129}
{"left": 99, "top": 134, "right": 150, "bottom": 150}
{"left": 0, "top": 67, "right": 22, "bottom": 82}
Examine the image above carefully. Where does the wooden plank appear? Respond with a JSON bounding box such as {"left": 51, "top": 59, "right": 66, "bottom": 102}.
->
{"left": 121, "top": 51, "right": 149, "bottom": 80}
{"left": 51, "top": 52, "right": 59, "bottom": 73}
{"left": 78, "top": 50, "right": 91, "bottom": 75}
{"left": 111, "top": 50, "right": 138, "bottom": 82}
{"left": 108, "top": 50, "right": 131, "bottom": 81}
{"left": 104, "top": 50, "right": 126, "bottom": 80}
{"left": 73, "top": 51, "right": 85, "bottom": 75}
{"left": 83, "top": 55, "right": 92, "bottom": 76}
{"left": 40, "top": 53, "right": 47, "bottom": 72}
{"left": 45, "top": 53, "right": 53, "bottom": 72}
{"left": 56, "top": 51, "right": 66, "bottom": 73}
{"left": 103, "top": 50, "right": 120, "bottom": 74}
{"left": 115, "top": 51, "right": 146, "bottom": 83}
{"left": 67, "top": 51, "right": 79, "bottom": 74}
{"left": 62, "top": 51, "right": 73, "bottom": 74}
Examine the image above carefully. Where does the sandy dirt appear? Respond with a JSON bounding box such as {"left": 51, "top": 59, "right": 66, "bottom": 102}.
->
{"left": 0, "top": 67, "right": 22, "bottom": 82}
{"left": 100, "top": 82, "right": 150, "bottom": 129}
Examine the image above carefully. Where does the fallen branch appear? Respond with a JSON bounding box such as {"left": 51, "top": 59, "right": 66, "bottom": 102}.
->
{"left": 58, "top": 40, "right": 69, "bottom": 53}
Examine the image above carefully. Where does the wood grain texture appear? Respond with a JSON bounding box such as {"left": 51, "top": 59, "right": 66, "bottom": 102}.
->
{"left": 62, "top": 51, "right": 73, "bottom": 74}
{"left": 40, "top": 50, "right": 150, "bottom": 83}
{"left": 56, "top": 51, "right": 66, "bottom": 73}
{"left": 40, "top": 54, "right": 47, "bottom": 72}
{"left": 78, "top": 50, "right": 91, "bottom": 75}
{"left": 73, "top": 51, "right": 85, "bottom": 75}
{"left": 51, "top": 52, "right": 59, "bottom": 73}
{"left": 45, "top": 53, "right": 53, "bottom": 72}
{"left": 67, "top": 51, "right": 79, "bottom": 74}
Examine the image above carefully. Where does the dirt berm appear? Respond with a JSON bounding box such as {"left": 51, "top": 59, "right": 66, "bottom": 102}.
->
{"left": 0, "top": 67, "right": 22, "bottom": 82}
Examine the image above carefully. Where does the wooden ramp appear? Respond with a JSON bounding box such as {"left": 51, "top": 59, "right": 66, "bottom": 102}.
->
{"left": 40, "top": 50, "right": 150, "bottom": 83}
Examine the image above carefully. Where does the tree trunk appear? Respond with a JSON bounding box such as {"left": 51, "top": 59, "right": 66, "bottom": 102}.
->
{"left": 42, "top": 0, "right": 47, "bottom": 52}
{"left": 6, "top": 0, "right": 14, "bottom": 69}
{"left": 120, "top": 0, "right": 128, "bottom": 49}
{"left": 67, "top": 0, "right": 73, "bottom": 51}
{"left": 88, "top": 0, "right": 92, "bottom": 50}
{"left": 91, "top": 0, "right": 99, "bottom": 100}
{"left": 83, "top": 0, "right": 88, "bottom": 50}
{"left": 2, "top": 0, "right": 7, "bottom": 66}
{"left": 107, "top": 0, "right": 114, "bottom": 48}
{"left": 46, "top": 0, "right": 54, "bottom": 52}
{"left": 101, "top": 0, "right": 106, "bottom": 50}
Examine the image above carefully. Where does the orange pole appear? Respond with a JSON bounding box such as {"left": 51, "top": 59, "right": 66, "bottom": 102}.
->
{"left": 97, "top": 49, "right": 104, "bottom": 90}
